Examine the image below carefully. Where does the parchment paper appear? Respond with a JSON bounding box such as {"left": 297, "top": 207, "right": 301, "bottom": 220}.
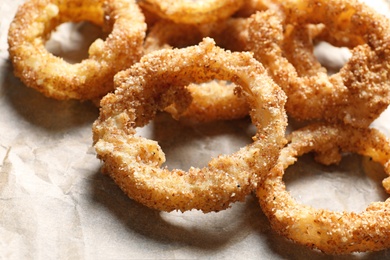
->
{"left": 1, "top": 1, "right": 390, "bottom": 259}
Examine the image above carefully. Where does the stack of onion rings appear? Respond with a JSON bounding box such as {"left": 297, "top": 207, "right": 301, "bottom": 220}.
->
{"left": 92, "top": 38, "right": 287, "bottom": 212}
{"left": 7, "top": 0, "right": 390, "bottom": 255}
{"left": 257, "top": 123, "right": 390, "bottom": 254}
{"left": 8, "top": 0, "right": 146, "bottom": 100}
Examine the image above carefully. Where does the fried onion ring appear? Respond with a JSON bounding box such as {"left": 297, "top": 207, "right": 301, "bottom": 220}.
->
{"left": 248, "top": 0, "right": 390, "bottom": 128}
{"left": 257, "top": 123, "right": 390, "bottom": 254}
{"left": 92, "top": 38, "right": 287, "bottom": 212}
{"left": 138, "top": 0, "right": 245, "bottom": 24}
{"left": 8, "top": 0, "right": 146, "bottom": 100}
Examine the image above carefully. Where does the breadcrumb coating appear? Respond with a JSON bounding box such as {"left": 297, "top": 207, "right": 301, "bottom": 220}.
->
{"left": 258, "top": 123, "right": 390, "bottom": 254}
{"left": 247, "top": 0, "right": 390, "bottom": 128}
{"left": 92, "top": 38, "right": 287, "bottom": 212}
{"left": 8, "top": 0, "right": 146, "bottom": 100}
{"left": 138, "top": 0, "right": 245, "bottom": 24}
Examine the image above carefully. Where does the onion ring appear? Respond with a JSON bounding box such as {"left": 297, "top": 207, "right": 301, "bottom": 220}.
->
{"left": 138, "top": 0, "right": 245, "bottom": 24}
{"left": 8, "top": 0, "right": 146, "bottom": 100}
{"left": 92, "top": 38, "right": 287, "bottom": 212}
{"left": 257, "top": 123, "right": 390, "bottom": 254}
{"left": 233, "top": 1, "right": 328, "bottom": 77}
{"left": 247, "top": 0, "right": 390, "bottom": 128}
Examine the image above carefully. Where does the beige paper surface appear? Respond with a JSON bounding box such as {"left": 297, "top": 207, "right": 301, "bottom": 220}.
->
{"left": 2, "top": 0, "right": 390, "bottom": 259}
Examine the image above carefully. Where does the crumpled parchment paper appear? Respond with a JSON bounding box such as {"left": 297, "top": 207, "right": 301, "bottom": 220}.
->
{"left": 1, "top": 1, "right": 390, "bottom": 259}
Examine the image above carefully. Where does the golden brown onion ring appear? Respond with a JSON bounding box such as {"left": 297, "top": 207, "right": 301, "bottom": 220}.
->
{"left": 92, "top": 38, "right": 287, "bottom": 212}
{"left": 138, "top": 0, "right": 245, "bottom": 24}
{"left": 258, "top": 123, "right": 390, "bottom": 254}
{"left": 248, "top": 0, "right": 390, "bottom": 128}
{"left": 8, "top": 0, "right": 146, "bottom": 100}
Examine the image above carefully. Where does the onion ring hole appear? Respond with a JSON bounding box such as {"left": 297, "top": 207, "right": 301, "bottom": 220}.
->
{"left": 284, "top": 152, "right": 388, "bottom": 213}
{"left": 136, "top": 112, "right": 255, "bottom": 171}
{"left": 45, "top": 21, "right": 107, "bottom": 64}
{"left": 313, "top": 41, "right": 352, "bottom": 75}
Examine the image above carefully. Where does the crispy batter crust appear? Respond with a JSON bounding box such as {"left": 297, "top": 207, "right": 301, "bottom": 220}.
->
{"left": 144, "top": 19, "right": 250, "bottom": 123}
{"left": 138, "top": 0, "right": 245, "bottom": 24}
{"left": 164, "top": 80, "right": 250, "bottom": 124}
{"left": 92, "top": 38, "right": 287, "bottom": 212}
{"left": 247, "top": 0, "right": 390, "bottom": 128}
{"left": 8, "top": 0, "right": 146, "bottom": 100}
{"left": 258, "top": 123, "right": 390, "bottom": 254}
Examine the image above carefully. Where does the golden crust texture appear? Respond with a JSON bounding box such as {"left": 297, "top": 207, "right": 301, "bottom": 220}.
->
{"left": 257, "top": 123, "right": 390, "bottom": 254}
{"left": 138, "top": 0, "right": 245, "bottom": 24}
{"left": 247, "top": 0, "right": 390, "bottom": 128}
{"left": 92, "top": 38, "right": 287, "bottom": 212}
{"left": 8, "top": 0, "right": 146, "bottom": 100}
{"left": 164, "top": 80, "right": 250, "bottom": 124}
{"left": 144, "top": 18, "right": 250, "bottom": 123}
